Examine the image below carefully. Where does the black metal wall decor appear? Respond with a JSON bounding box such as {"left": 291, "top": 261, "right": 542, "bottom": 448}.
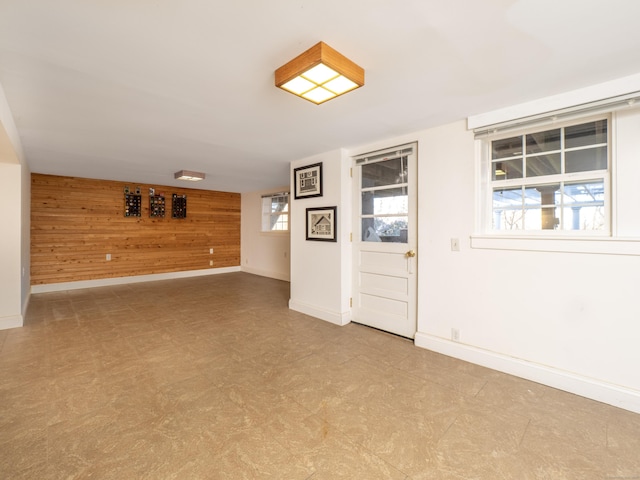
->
{"left": 172, "top": 194, "right": 187, "bottom": 219}
{"left": 124, "top": 186, "right": 142, "bottom": 217}
{"left": 149, "top": 191, "right": 166, "bottom": 218}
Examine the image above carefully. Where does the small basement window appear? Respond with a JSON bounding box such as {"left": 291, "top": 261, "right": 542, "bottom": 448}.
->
{"left": 483, "top": 117, "right": 609, "bottom": 234}
{"left": 261, "top": 192, "right": 289, "bottom": 232}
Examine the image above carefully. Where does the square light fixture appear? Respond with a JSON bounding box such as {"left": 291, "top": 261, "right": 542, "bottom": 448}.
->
{"left": 275, "top": 42, "right": 364, "bottom": 105}
{"left": 174, "top": 170, "right": 205, "bottom": 181}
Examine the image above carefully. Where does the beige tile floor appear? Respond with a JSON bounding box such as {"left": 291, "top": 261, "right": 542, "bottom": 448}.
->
{"left": 1, "top": 272, "right": 639, "bottom": 479}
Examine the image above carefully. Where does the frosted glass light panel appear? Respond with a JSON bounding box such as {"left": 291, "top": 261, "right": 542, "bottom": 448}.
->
{"left": 361, "top": 156, "right": 409, "bottom": 243}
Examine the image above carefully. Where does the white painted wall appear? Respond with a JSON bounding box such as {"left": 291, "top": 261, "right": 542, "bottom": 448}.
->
{"left": 289, "top": 149, "right": 351, "bottom": 326}
{"left": 414, "top": 117, "right": 640, "bottom": 414}
{"left": 241, "top": 187, "right": 291, "bottom": 282}
{"left": 286, "top": 87, "right": 640, "bottom": 412}
{"left": 0, "top": 82, "right": 28, "bottom": 330}
{"left": 21, "top": 160, "right": 30, "bottom": 318}
{"left": 0, "top": 163, "right": 24, "bottom": 329}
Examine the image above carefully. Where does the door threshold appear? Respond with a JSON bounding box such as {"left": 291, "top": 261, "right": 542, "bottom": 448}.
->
{"left": 350, "top": 321, "right": 415, "bottom": 341}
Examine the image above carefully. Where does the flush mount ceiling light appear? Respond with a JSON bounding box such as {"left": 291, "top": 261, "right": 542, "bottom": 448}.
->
{"left": 275, "top": 41, "right": 364, "bottom": 105}
{"left": 174, "top": 170, "right": 205, "bottom": 181}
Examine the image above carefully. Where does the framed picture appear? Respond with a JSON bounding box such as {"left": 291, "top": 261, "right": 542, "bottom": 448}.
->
{"left": 294, "top": 162, "right": 323, "bottom": 199}
{"left": 306, "top": 206, "right": 337, "bottom": 242}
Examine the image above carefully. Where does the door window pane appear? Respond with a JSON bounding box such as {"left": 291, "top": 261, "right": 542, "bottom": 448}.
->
{"left": 362, "top": 217, "right": 408, "bottom": 243}
{"left": 362, "top": 187, "right": 408, "bottom": 216}
{"left": 361, "top": 157, "right": 408, "bottom": 188}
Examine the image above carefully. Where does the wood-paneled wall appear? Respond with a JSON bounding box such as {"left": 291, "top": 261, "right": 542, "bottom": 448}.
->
{"left": 31, "top": 174, "right": 240, "bottom": 285}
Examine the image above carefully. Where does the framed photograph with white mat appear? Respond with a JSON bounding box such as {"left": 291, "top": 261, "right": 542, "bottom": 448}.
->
{"left": 306, "top": 206, "right": 337, "bottom": 242}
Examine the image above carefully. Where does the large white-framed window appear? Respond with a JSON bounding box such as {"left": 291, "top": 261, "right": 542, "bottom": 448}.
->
{"left": 261, "top": 192, "right": 289, "bottom": 232}
{"left": 481, "top": 116, "right": 610, "bottom": 235}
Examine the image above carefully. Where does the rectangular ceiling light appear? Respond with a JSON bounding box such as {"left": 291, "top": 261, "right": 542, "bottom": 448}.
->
{"left": 275, "top": 42, "right": 364, "bottom": 105}
{"left": 174, "top": 170, "right": 205, "bottom": 181}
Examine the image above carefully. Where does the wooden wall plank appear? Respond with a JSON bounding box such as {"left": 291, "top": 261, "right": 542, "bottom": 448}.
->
{"left": 31, "top": 174, "right": 241, "bottom": 285}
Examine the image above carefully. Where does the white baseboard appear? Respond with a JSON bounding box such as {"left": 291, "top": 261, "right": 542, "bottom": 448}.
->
{"left": 415, "top": 332, "right": 640, "bottom": 415}
{"left": 30, "top": 266, "right": 242, "bottom": 294}
{"left": 0, "top": 315, "right": 23, "bottom": 331}
{"left": 241, "top": 266, "right": 290, "bottom": 282}
{"left": 289, "top": 299, "right": 351, "bottom": 327}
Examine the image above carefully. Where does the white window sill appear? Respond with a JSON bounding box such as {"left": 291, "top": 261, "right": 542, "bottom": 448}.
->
{"left": 470, "top": 234, "right": 640, "bottom": 256}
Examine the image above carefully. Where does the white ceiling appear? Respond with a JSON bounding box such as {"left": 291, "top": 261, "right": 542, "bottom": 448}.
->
{"left": 1, "top": 0, "right": 639, "bottom": 193}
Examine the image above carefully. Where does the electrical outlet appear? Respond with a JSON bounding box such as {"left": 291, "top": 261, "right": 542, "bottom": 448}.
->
{"left": 106, "top": 253, "right": 111, "bottom": 261}
{"left": 450, "top": 238, "right": 460, "bottom": 251}
{"left": 209, "top": 260, "right": 213, "bottom": 266}
{"left": 209, "top": 248, "right": 213, "bottom": 254}
{"left": 451, "top": 328, "right": 460, "bottom": 342}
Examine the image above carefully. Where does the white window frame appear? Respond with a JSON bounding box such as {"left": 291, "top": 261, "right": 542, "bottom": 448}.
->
{"left": 469, "top": 90, "right": 640, "bottom": 256}
{"left": 479, "top": 114, "right": 611, "bottom": 237}
{"left": 261, "top": 192, "right": 289, "bottom": 233}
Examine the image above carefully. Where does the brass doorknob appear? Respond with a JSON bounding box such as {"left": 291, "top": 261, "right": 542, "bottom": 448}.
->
{"left": 405, "top": 250, "right": 416, "bottom": 258}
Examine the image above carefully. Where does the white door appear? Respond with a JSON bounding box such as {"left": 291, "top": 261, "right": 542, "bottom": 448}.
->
{"left": 352, "top": 144, "right": 417, "bottom": 338}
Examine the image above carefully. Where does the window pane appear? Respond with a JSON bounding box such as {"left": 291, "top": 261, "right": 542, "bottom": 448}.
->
{"left": 565, "top": 120, "right": 607, "bottom": 149}
{"left": 524, "top": 184, "right": 560, "bottom": 229}
{"left": 262, "top": 197, "right": 271, "bottom": 214}
{"left": 523, "top": 184, "right": 561, "bottom": 207}
{"left": 561, "top": 180, "right": 605, "bottom": 231}
{"left": 270, "top": 214, "right": 288, "bottom": 231}
{"left": 492, "top": 136, "right": 523, "bottom": 160}
{"left": 524, "top": 207, "right": 560, "bottom": 230}
{"left": 362, "top": 217, "right": 408, "bottom": 243}
{"left": 565, "top": 146, "right": 607, "bottom": 173}
{"left": 562, "top": 206, "right": 605, "bottom": 231}
{"left": 361, "top": 157, "right": 408, "bottom": 188}
{"left": 493, "top": 186, "right": 523, "bottom": 208}
{"left": 493, "top": 187, "right": 523, "bottom": 230}
{"left": 362, "top": 187, "right": 408, "bottom": 216}
{"left": 271, "top": 196, "right": 288, "bottom": 213}
{"left": 492, "top": 158, "right": 523, "bottom": 180}
{"left": 526, "top": 129, "right": 560, "bottom": 154}
{"left": 526, "top": 153, "right": 561, "bottom": 177}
